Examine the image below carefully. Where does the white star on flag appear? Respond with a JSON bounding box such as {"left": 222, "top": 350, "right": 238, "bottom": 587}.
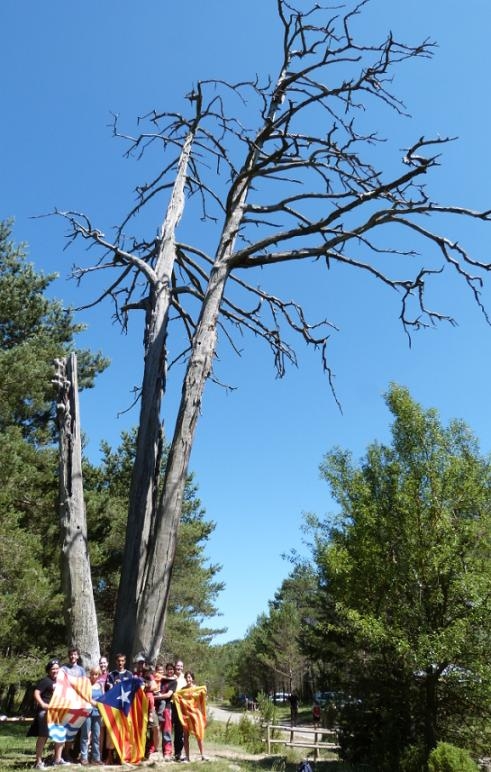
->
{"left": 118, "top": 686, "right": 131, "bottom": 707}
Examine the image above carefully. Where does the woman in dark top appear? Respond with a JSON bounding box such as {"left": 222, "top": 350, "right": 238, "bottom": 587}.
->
{"left": 155, "top": 662, "right": 178, "bottom": 759}
{"left": 28, "top": 658, "right": 67, "bottom": 769}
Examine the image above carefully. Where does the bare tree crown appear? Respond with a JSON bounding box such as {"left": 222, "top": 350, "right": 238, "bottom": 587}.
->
{"left": 52, "top": 0, "right": 491, "bottom": 662}
{"left": 59, "top": 0, "right": 491, "bottom": 387}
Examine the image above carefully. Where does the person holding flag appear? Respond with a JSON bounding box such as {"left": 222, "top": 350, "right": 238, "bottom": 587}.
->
{"left": 96, "top": 674, "right": 149, "bottom": 764}
{"left": 172, "top": 671, "right": 208, "bottom": 762}
{"left": 28, "top": 659, "right": 67, "bottom": 769}
{"left": 79, "top": 666, "right": 104, "bottom": 765}
{"left": 46, "top": 663, "right": 93, "bottom": 760}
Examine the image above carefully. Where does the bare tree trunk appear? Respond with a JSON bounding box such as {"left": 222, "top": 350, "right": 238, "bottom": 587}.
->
{"left": 129, "top": 74, "right": 286, "bottom": 663}
{"left": 55, "top": 353, "right": 100, "bottom": 667}
{"left": 112, "top": 129, "right": 196, "bottom": 659}
{"left": 135, "top": 259, "right": 231, "bottom": 662}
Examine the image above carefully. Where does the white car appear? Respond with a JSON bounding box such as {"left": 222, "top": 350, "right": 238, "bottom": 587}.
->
{"left": 270, "top": 692, "right": 290, "bottom": 704}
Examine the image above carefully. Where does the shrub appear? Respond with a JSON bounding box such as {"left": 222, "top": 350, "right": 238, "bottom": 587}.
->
{"left": 399, "top": 743, "right": 426, "bottom": 772}
{"left": 206, "top": 713, "right": 263, "bottom": 753}
{"left": 256, "top": 691, "right": 275, "bottom": 724}
{"left": 427, "top": 742, "right": 478, "bottom": 772}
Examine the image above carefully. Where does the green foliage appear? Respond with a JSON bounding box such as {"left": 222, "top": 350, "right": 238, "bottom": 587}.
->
{"left": 206, "top": 713, "right": 264, "bottom": 754}
{"left": 427, "top": 742, "right": 478, "bottom": 772}
{"left": 0, "top": 220, "right": 107, "bottom": 442}
{"left": 83, "top": 428, "right": 225, "bottom": 667}
{"left": 309, "top": 385, "right": 491, "bottom": 768}
{"left": 399, "top": 743, "right": 427, "bottom": 772}
{"left": 256, "top": 691, "right": 276, "bottom": 724}
{"left": 232, "top": 565, "right": 317, "bottom": 701}
{"left": 0, "top": 221, "right": 109, "bottom": 698}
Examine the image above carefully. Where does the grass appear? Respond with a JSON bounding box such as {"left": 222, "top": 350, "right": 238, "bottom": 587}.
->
{"left": 0, "top": 717, "right": 370, "bottom": 772}
{"left": 0, "top": 722, "right": 34, "bottom": 771}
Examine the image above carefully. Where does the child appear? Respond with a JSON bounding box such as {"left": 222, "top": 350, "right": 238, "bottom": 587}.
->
{"left": 80, "top": 666, "right": 104, "bottom": 765}
{"left": 153, "top": 663, "right": 165, "bottom": 688}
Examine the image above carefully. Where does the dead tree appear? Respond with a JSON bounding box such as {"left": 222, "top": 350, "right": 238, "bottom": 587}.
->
{"left": 54, "top": 353, "right": 100, "bottom": 666}
{"left": 57, "top": 0, "right": 491, "bottom": 662}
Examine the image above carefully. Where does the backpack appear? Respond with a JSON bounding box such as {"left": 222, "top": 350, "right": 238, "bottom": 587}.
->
{"left": 298, "top": 761, "right": 313, "bottom": 772}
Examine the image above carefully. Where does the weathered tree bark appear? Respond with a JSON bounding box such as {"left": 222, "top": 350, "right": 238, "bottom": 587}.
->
{"left": 135, "top": 259, "right": 231, "bottom": 662}
{"left": 133, "top": 126, "right": 265, "bottom": 661}
{"left": 55, "top": 353, "right": 100, "bottom": 667}
{"left": 111, "top": 128, "right": 198, "bottom": 660}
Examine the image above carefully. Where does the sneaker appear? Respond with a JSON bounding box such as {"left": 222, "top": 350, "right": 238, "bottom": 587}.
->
{"left": 53, "top": 760, "right": 71, "bottom": 766}
{"left": 180, "top": 759, "right": 190, "bottom": 764}
{"left": 201, "top": 757, "right": 209, "bottom": 762}
{"left": 80, "top": 762, "right": 89, "bottom": 767}
{"left": 34, "top": 763, "right": 45, "bottom": 770}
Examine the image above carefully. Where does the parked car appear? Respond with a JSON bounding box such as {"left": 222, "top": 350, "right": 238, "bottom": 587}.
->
{"left": 234, "top": 693, "right": 257, "bottom": 710}
{"left": 269, "top": 692, "right": 290, "bottom": 704}
{"left": 314, "top": 690, "right": 358, "bottom": 709}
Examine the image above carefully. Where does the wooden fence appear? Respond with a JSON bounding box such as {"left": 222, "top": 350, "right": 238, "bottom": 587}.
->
{"left": 265, "top": 723, "right": 340, "bottom": 760}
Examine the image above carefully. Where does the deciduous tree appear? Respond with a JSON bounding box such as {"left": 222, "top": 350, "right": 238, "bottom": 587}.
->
{"left": 312, "top": 385, "right": 491, "bottom": 767}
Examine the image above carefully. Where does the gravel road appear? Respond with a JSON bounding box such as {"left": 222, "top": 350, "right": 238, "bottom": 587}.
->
{"left": 208, "top": 706, "right": 253, "bottom": 724}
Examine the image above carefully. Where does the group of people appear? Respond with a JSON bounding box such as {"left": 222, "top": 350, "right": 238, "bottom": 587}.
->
{"left": 29, "top": 647, "right": 207, "bottom": 768}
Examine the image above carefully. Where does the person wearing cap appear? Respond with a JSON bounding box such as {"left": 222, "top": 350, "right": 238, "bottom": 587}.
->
{"left": 133, "top": 654, "right": 147, "bottom": 679}
{"left": 27, "top": 659, "right": 68, "bottom": 769}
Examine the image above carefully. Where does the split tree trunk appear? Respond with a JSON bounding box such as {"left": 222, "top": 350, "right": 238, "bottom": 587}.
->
{"left": 135, "top": 259, "right": 231, "bottom": 663}
{"left": 112, "top": 130, "right": 196, "bottom": 660}
{"left": 55, "top": 353, "right": 100, "bottom": 667}
{"left": 123, "top": 91, "right": 280, "bottom": 662}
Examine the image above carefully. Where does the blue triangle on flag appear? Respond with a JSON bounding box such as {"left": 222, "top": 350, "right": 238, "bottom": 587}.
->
{"left": 97, "top": 677, "right": 143, "bottom": 717}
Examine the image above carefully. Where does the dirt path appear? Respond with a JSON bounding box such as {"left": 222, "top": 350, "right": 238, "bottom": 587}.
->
{"left": 207, "top": 706, "right": 250, "bottom": 725}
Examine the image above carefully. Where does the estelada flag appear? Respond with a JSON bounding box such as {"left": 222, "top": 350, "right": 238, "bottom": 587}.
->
{"left": 48, "top": 670, "right": 92, "bottom": 743}
{"left": 96, "top": 676, "right": 148, "bottom": 764}
{"left": 173, "top": 685, "right": 207, "bottom": 741}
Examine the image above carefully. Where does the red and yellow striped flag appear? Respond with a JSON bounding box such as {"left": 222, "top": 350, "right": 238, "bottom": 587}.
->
{"left": 47, "top": 670, "right": 92, "bottom": 743}
{"left": 173, "top": 685, "right": 207, "bottom": 741}
{"left": 97, "top": 677, "right": 148, "bottom": 764}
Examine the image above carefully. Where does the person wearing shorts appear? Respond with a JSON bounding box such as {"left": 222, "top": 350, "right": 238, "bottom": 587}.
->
{"left": 27, "top": 659, "right": 67, "bottom": 769}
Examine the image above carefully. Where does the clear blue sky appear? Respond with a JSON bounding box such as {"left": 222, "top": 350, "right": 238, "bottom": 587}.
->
{"left": 2, "top": 1, "right": 491, "bottom": 644}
